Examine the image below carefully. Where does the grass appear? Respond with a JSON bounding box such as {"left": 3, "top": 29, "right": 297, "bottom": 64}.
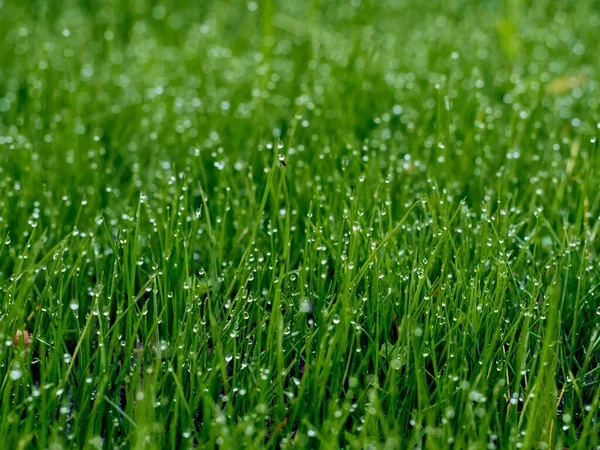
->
{"left": 1, "top": 0, "right": 600, "bottom": 448}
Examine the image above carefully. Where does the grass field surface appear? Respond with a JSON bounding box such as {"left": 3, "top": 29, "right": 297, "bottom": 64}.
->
{"left": 1, "top": 0, "right": 600, "bottom": 448}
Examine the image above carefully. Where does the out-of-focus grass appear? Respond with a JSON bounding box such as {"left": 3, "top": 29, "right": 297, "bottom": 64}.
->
{"left": 0, "top": 0, "right": 600, "bottom": 448}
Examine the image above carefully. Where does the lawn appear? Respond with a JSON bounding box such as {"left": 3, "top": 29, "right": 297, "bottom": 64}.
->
{"left": 1, "top": 0, "right": 600, "bottom": 448}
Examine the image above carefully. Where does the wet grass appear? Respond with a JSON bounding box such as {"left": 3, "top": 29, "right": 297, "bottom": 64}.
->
{"left": 1, "top": 0, "right": 600, "bottom": 448}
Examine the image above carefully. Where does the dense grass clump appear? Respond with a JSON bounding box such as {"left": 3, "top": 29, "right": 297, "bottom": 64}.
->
{"left": 1, "top": 0, "right": 600, "bottom": 448}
